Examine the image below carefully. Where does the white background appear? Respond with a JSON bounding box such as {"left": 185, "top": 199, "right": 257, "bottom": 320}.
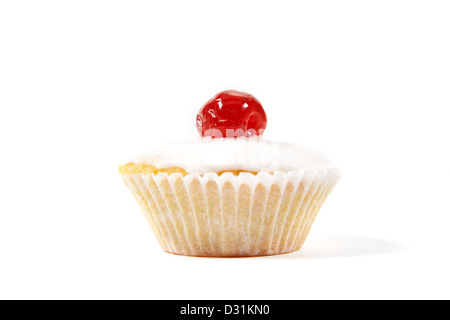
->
{"left": 1, "top": 1, "right": 449, "bottom": 300}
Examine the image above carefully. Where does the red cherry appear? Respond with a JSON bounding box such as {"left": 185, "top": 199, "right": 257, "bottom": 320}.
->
{"left": 196, "top": 90, "right": 267, "bottom": 137}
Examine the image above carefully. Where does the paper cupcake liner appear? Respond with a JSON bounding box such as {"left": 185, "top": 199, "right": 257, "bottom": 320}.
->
{"left": 122, "top": 168, "right": 340, "bottom": 257}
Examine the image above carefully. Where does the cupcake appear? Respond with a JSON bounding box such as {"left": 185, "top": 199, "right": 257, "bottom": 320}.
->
{"left": 119, "top": 90, "right": 340, "bottom": 257}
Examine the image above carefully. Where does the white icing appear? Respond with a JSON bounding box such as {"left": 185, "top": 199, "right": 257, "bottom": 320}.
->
{"left": 129, "top": 137, "right": 334, "bottom": 174}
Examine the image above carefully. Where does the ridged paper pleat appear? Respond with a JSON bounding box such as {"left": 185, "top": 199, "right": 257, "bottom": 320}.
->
{"left": 122, "top": 168, "right": 340, "bottom": 257}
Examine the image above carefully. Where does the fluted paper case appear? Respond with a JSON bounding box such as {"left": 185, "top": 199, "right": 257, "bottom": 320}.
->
{"left": 121, "top": 168, "right": 340, "bottom": 257}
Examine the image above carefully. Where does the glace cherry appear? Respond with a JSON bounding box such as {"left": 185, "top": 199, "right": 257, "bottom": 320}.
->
{"left": 196, "top": 90, "right": 267, "bottom": 138}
